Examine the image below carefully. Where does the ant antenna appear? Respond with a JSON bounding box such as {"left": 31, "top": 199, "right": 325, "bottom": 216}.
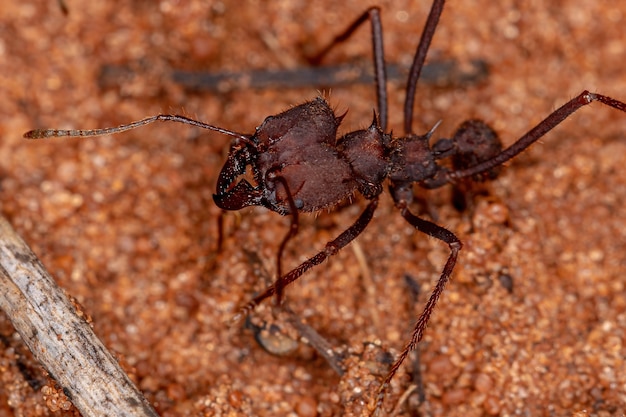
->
{"left": 24, "top": 114, "right": 252, "bottom": 144}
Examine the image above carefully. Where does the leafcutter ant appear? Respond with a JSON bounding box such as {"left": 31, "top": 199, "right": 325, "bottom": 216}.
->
{"left": 24, "top": 0, "right": 626, "bottom": 413}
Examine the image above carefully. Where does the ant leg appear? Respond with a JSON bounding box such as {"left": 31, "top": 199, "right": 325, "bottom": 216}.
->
{"left": 403, "top": 274, "right": 428, "bottom": 411}
{"left": 200, "top": 210, "right": 227, "bottom": 273}
{"left": 375, "top": 202, "right": 461, "bottom": 412}
{"left": 450, "top": 91, "right": 626, "bottom": 181}
{"left": 233, "top": 198, "right": 379, "bottom": 321}
{"left": 404, "top": 0, "right": 445, "bottom": 135}
{"left": 216, "top": 211, "right": 226, "bottom": 252}
{"left": 273, "top": 177, "right": 300, "bottom": 306}
{"left": 310, "top": 7, "right": 388, "bottom": 130}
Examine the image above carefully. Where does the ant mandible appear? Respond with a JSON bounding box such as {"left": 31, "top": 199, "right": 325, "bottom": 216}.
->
{"left": 24, "top": 0, "right": 626, "bottom": 412}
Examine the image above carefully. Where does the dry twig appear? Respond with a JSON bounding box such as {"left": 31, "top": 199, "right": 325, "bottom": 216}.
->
{"left": 0, "top": 215, "right": 158, "bottom": 417}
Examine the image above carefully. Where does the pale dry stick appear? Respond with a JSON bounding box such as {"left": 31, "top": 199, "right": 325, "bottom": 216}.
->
{"left": 351, "top": 240, "right": 380, "bottom": 329}
{"left": 390, "top": 384, "right": 418, "bottom": 417}
{"left": 0, "top": 215, "right": 158, "bottom": 417}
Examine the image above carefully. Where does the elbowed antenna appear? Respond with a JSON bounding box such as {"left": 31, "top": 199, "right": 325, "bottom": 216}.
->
{"left": 24, "top": 114, "right": 251, "bottom": 143}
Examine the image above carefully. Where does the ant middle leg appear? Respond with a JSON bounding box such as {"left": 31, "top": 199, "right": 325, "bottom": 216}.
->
{"left": 403, "top": 0, "right": 445, "bottom": 135}
{"left": 233, "top": 198, "right": 379, "bottom": 321}
{"left": 309, "top": 7, "right": 389, "bottom": 130}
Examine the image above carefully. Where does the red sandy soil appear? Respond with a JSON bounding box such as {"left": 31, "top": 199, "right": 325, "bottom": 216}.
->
{"left": 1, "top": 1, "right": 625, "bottom": 416}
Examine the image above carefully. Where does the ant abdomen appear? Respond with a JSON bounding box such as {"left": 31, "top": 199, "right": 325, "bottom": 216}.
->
{"left": 450, "top": 120, "right": 503, "bottom": 182}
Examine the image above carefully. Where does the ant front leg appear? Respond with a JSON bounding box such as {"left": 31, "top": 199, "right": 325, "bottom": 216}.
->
{"left": 220, "top": 172, "right": 300, "bottom": 307}
{"left": 233, "top": 198, "right": 379, "bottom": 321}
{"left": 271, "top": 175, "right": 300, "bottom": 306}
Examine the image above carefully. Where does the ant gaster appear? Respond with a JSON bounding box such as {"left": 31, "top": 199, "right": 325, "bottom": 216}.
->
{"left": 24, "top": 0, "right": 626, "bottom": 412}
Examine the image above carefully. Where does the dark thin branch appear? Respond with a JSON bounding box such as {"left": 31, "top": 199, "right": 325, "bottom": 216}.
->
{"left": 98, "top": 59, "right": 488, "bottom": 93}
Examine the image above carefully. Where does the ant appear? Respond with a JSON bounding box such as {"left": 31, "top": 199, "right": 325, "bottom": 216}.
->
{"left": 24, "top": 0, "right": 626, "bottom": 413}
